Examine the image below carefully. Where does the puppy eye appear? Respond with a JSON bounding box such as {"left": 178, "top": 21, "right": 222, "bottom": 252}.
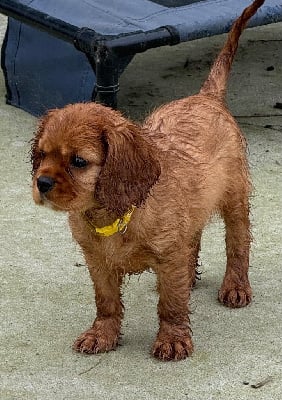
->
{"left": 70, "top": 155, "right": 88, "bottom": 168}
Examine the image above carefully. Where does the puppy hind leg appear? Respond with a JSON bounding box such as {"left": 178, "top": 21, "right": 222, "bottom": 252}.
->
{"left": 219, "top": 190, "right": 252, "bottom": 308}
{"left": 73, "top": 269, "right": 123, "bottom": 354}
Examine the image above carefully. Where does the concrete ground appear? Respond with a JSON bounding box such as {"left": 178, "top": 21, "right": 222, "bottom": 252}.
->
{"left": 0, "top": 14, "right": 281, "bottom": 400}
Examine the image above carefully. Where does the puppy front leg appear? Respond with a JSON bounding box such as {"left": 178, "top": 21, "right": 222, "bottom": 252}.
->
{"left": 73, "top": 267, "right": 123, "bottom": 354}
{"left": 152, "top": 256, "right": 195, "bottom": 361}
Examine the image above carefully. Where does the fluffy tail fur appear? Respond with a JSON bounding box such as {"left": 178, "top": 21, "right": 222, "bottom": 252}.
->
{"left": 200, "top": 0, "right": 265, "bottom": 99}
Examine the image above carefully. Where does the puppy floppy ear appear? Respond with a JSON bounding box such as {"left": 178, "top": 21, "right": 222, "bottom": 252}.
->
{"left": 95, "top": 121, "right": 161, "bottom": 216}
{"left": 30, "top": 110, "right": 55, "bottom": 175}
{"left": 30, "top": 118, "right": 46, "bottom": 176}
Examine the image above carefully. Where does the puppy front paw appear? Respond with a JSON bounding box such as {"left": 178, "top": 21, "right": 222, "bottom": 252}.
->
{"left": 73, "top": 318, "right": 120, "bottom": 354}
{"left": 218, "top": 284, "right": 252, "bottom": 308}
{"left": 152, "top": 323, "right": 193, "bottom": 361}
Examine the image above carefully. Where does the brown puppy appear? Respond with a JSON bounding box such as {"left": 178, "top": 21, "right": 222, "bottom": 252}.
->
{"left": 32, "top": 0, "right": 264, "bottom": 361}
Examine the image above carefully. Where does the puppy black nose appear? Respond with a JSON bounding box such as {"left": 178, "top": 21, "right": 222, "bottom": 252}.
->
{"left": 37, "top": 176, "right": 55, "bottom": 194}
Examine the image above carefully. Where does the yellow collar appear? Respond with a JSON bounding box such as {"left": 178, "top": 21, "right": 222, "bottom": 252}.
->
{"left": 82, "top": 206, "right": 136, "bottom": 237}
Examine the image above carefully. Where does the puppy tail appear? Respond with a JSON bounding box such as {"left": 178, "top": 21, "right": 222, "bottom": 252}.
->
{"left": 199, "top": 0, "right": 265, "bottom": 99}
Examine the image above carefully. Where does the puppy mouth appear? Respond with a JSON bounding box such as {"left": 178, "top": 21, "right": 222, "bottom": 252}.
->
{"left": 33, "top": 174, "right": 96, "bottom": 213}
{"left": 37, "top": 192, "right": 71, "bottom": 212}
{"left": 34, "top": 175, "right": 73, "bottom": 211}
{"left": 33, "top": 190, "right": 70, "bottom": 212}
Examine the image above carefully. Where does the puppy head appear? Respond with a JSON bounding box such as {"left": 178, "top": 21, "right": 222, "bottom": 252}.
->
{"left": 31, "top": 103, "right": 161, "bottom": 215}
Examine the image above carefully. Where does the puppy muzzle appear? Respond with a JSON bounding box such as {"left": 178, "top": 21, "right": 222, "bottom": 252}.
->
{"left": 37, "top": 176, "right": 55, "bottom": 194}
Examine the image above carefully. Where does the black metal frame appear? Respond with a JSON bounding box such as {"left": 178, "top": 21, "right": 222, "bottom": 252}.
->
{"left": 0, "top": 0, "right": 180, "bottom": 108}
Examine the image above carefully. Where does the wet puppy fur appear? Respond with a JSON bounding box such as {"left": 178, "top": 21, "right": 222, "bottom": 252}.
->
{"left": 31, "top": 0, "right": 264, "bottom": 361}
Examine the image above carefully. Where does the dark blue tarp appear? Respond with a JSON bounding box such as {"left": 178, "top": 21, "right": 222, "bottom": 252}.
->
{"left": 2, "top": 20, "right": 95, "bottom": 115}
{"left": 1, "top": 0, "right": 282, "bottom": 116}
